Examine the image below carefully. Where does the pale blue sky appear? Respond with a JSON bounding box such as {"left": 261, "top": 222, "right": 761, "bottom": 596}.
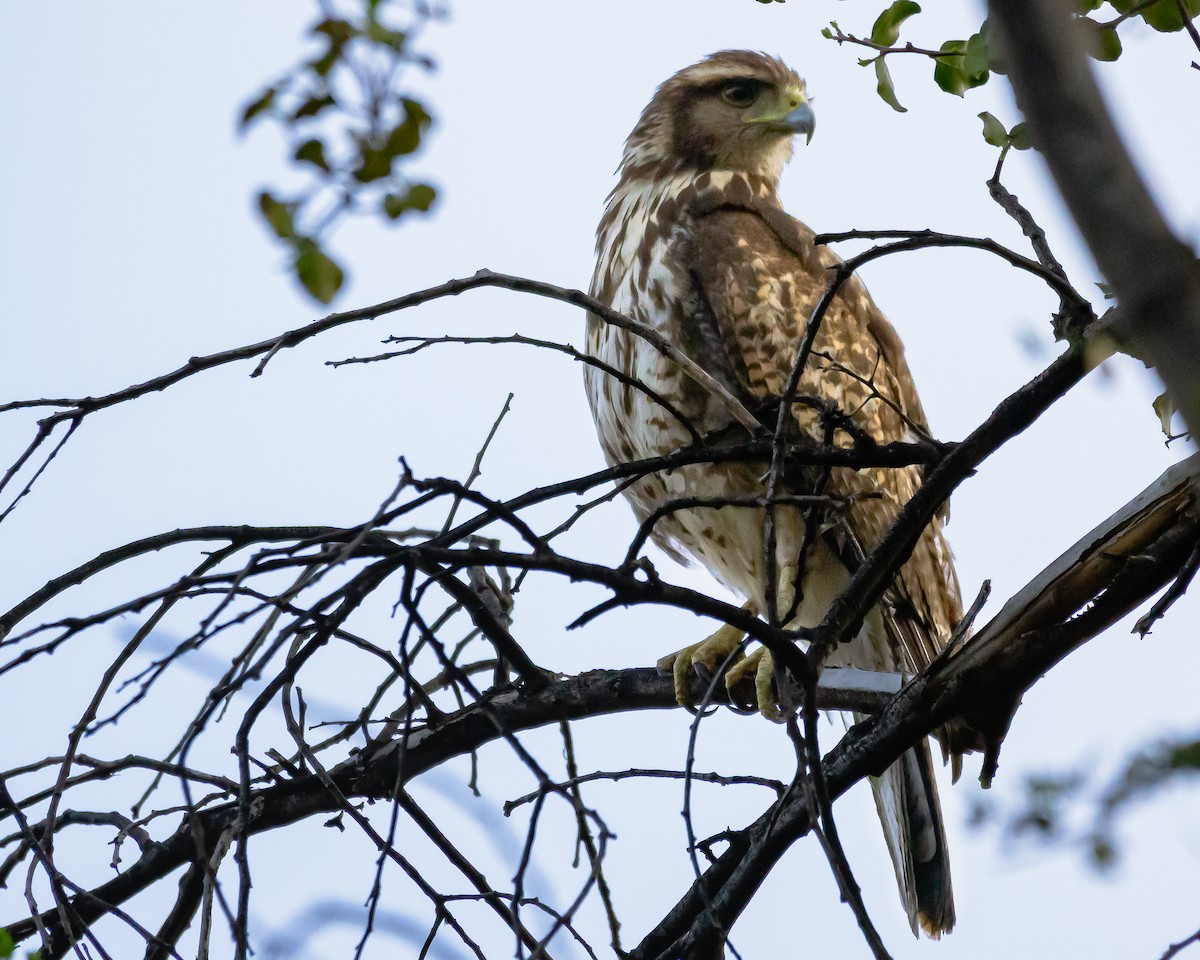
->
{"left": 2, "top": 3, "right": 1198, "bottom": 958}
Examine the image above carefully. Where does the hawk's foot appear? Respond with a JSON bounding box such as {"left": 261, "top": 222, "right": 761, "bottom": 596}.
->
{"left": 725, "top": 648, "right": 787, "bottom": 723}
{"left": 656, "top": 619, "right": 788, "bottom": 723}
{"left": 656, "top": 622, "right": 746, "bottom": 709}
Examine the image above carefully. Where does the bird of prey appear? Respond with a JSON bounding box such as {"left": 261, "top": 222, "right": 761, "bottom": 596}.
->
{"left": 584, "top": 51, "right": 964, "bottom": 937}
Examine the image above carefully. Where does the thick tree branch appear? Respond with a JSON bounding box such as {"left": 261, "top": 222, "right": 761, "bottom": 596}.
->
{"left": 808, "top": 343, "right": 1087, "bottom": 668}
{"left": 632, "top": 456, "right": 1200, "bottom": 959}
{"left": 0, "top": 666, "right": 897, "bottom": 952}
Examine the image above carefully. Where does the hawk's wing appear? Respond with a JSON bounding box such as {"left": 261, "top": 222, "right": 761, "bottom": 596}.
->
{"left": 682, "top": 200, "right": 962, "bottom": 672}
{"left": 683, "top": 202, "right": 962, "bottom": 936}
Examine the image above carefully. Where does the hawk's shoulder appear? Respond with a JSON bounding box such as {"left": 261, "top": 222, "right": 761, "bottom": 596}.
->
{"left": 680, "top": 193, "right": 933, "bottom": 439}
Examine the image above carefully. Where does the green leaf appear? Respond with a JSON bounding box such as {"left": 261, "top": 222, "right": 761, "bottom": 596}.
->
{"left": 402, "top": 98, "right": 432, "bottom": 128}
{"left": 353, "top": 145, "right": 392, "bottom": 183}
{"left": 1009, "top": 121, "right": 1032, "bottom": 150}
{"left": 874, "top": 57, "right": 907, "bottom": 112}
{"left": 384, "top": 121, "right": 421, "bottom": 158}
{"left": 291, "top": 93, "right": 336, "bottom": 122}
{"left": 870, "top": 0, "right": 921, "bottom": 46}
{"left": 383, "top": 183, "right": 437, "bottom": 219}
{"left": 366, "top": 22, "right": 406, "bottom": 49}
{"left": 1153, "top": 391, "right": 1175, "bottom": 437}
{"left": 293, "top": 138, "right": 330, "bottom": 171}
{"left": 1095, "top": 24, "right": 1122, "bottom": 60}
{"left": 294, "top": 239, "right": 345, "bottom": 303}
{"left": 379, "top": 99, "right": 432, "bottom": 161}
{"left": 405, "top": 183, "right": 436, "bottom": 211}
{"left": 933, "top": 39, "right": 990, "bottom": 96}
{"left": 382, "top": 194, "right": 406, "bottom": 219}
{"left": 257, "top": 191, "right": 295, "bottom": 239}
{"left": 978, "top": 111, "right": 1008, "bottom": 146}
{"left": 975, "top": 19, "right": 1007, "bottom": 74}
{"left": 1110, "top": 0, "right": 1200, "bottom": 29}
{"left": 0, "top": 928, "right": 14, "bottom": 959}
{"left": 312, "top": 17, "right": 357, "bottom": 43}
{"left": 310, "top": 18, "right": 357, "bottom": 76}
{"left": 1169, "top": 741, "right": 1200, "bottom": 769}
{"left": 963, "top": 29, "right": 990, "bottom": 76}
{"left": 239, "top": 87, "right": 276, "bottom": 131}
{"left": 820, "top": 26, "right": 834, "bottom": 38}
{"left": 1074, "top": 0, "right": 1104, "bottom": 10}
{"left": 311, "top": 49, "right": 340, "bottom": 77}
{"left": 1140, "top": 0, "right": 1200, "bottom": 31}
{"left": 1079, "top": 17, "right": 1123, "bottom": 60}
{"left": 934, "top": 41, "right": 969, "bottom": 95}
{"left": 1089, "top": 833, "right": 1117, "bottom": 869}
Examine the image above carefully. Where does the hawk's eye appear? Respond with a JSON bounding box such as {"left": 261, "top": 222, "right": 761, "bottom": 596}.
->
{"left": 720, "top": 80, "right": 762, "bottom": 108}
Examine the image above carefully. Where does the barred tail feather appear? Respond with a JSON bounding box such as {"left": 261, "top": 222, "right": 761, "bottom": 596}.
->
{"left": 868, "top": 736, "right": 955, "bottom": 937}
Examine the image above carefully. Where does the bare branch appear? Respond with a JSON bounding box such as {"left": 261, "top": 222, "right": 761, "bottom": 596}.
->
{"left": 1161, "top": 924, "right": 1200, "bottom": 960}
{"left": 503, "top": 768, "right": 786, "bottom": 814}
{"left": 0, "top": 269, "right": 760, "bottom": 516}
{"left": 10, "top": 444, "right": 1197, "bottom": 960}
{"left": 989, "top": 0, "right": 1200, "bottom": 437}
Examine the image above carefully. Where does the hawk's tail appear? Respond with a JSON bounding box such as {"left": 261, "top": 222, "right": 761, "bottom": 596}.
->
{"left": 867, "top": 735, "right": 955, "bottom": 937}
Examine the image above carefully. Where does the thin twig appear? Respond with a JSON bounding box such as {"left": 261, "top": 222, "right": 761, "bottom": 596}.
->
{"left": 1161, "top": 924, "right": 1200, "bottom": 960}
{"left": 504, "top": 767, "right": 786, "bottom": 814}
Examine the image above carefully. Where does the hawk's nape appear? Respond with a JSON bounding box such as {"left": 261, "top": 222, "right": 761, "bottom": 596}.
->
{"left": 583, "top": 50, "right": 962, "bottom": 937}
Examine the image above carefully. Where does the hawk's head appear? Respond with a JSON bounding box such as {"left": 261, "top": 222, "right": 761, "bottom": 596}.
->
{"left": 620, "top": 51, "right": 813, "bottom": 182}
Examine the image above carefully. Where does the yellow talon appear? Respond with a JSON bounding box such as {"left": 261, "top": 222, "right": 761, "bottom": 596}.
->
{"left": 656, "top": 621, "right": 746, "bottom": 707}
{"left": 656, "top": 614, "right": 790, "bottom": 722}
{"left": 655, "top": 603, "right": 790, "bottom": 720}
{"left": 725, "top": 648, "right": 787, "bottom": 723}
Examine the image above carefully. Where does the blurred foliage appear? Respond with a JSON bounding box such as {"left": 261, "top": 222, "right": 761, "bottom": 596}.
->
{"left": 971, "top": 733, "right": 1200, "bottom": 870}
{"left": 240, "top": 0, "right": 445, "bottom": 303}
{"left": 821, "top": 0, "right": 1200, "bottom": 117}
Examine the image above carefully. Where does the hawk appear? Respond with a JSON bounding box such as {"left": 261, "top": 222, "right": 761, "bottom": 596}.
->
{"left": 584, "top": 51, "right": 964, "bottom": 937}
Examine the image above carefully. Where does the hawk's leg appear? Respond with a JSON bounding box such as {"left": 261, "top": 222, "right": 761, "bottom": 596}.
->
{"left": 723, "top": 555, "right": 803, "bottom": 723}
{"left": 656, "top": 605, "right": 756, "bottom": 708}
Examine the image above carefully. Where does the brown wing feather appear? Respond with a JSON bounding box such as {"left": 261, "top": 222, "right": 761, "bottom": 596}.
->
{"left": 685, "top": 203, "right": 963, "bottom": 673}
{"left": 685, "top": 201, "right": 961, "bottom": 935}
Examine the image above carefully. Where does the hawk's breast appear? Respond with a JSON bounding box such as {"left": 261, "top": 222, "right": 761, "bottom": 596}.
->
{"left": 584, "top": 172, "right": 808, "bottom": 602}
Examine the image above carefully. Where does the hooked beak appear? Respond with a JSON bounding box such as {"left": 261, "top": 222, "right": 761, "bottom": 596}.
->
{"left": 782, "top": 101, "right": 815, "bottom": 144}
{"left": 746, "top": 93, "right": 815, "bottom": 144}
